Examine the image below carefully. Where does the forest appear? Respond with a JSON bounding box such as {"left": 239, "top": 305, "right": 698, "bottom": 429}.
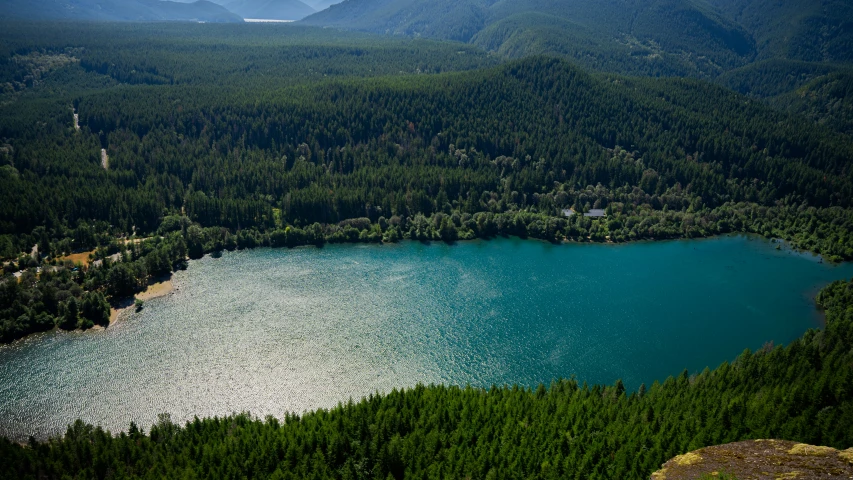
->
{"left": 2, "top": 23, "right": 853, "bottom": 343}
{"left": 0, "top": 14, "right": 852, "bottom": 480}
{"left": 2, "top": 276, "right": 852, "bottom": 479}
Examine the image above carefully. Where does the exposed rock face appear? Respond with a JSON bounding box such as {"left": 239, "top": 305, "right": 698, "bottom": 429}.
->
{"left": 652, "top": 440, "right": 853, "bottom": 479}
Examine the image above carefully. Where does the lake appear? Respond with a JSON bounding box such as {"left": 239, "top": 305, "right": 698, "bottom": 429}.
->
{"left": 1, "top": 235, "right": 852, "bottom": 440}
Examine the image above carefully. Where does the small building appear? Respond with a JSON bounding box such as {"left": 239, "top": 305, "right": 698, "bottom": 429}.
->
{"left": 562, "top": 208, "right": 576, "bottom": 217}
{"left": 583, "top": 209, "right": 606, "bottom": 218}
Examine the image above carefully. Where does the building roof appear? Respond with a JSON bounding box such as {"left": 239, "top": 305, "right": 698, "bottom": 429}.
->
{"left": 584, "top": 209, "right": 606, "bottom": 217}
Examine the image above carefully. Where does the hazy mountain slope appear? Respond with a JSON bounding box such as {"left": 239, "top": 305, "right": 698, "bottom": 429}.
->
{"left": 486, "top": 0, "right": 632, "bottom": 35}
{"left": 469, "top": 13, "right": 694, "bottom": 77}
{"left": 307, "top": 0, "right": 342, "bottom": 11}
{"left": 706, "top": 0, "right": 853, "bottom": 63}
{"left": 224, "top": 0, "right": 315, "bottom": 20}
{"left": 299, "top": 0, "right": 412, "bottom": 30}
{"left": 0, "top": 0, "right": 243, "bottom": 22}
{"left": 302, "top": 0, "right": 756, "bottom": 75}
{"left": 631, "top": 0, "right": 753, "bottom": 62}
{"left": 302, "top": 0, "right": 851, "bottom": 73}
{"left": 302, "top": 0, "right": 493, "bottom": 42}
{"left": 153, "top": 0, "right": 245, "bottom": 21}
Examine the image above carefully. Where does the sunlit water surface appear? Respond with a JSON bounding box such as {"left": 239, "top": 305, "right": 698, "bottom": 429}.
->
{"left": 2, "top": 235, "right": 852, "bottom": 440}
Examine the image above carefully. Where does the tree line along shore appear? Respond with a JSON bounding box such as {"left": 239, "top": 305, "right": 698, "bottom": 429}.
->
{"left": 2, "top": 202, "right": 849, "bottom": 345}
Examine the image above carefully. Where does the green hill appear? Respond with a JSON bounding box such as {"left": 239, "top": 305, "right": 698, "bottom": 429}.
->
{"left": 303, "top": 0, "right": 852, "bottom": 70}
{"left": 717, "top": 59, "right": 841, "bottom": 98}
{"left": 469, "top": 9, "right": 737, "bottom": 78}
{"left": 707, "top": 0, "right": 853, "bottom": 63}
{"left": 302, "top": 0, "right": 758, "bottom": 77}
{"left": 301, "top": 0, "right": 853, "bottom": 133}
{"left": 771, "top": 71, "right": 853, "bottom": 137}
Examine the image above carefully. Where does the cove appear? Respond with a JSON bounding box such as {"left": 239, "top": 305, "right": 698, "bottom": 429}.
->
{"left": 2, "top": 235, "right": 852, "bottom": 441}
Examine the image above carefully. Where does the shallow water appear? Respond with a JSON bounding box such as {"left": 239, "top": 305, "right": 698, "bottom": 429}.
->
{"left": 1, "top": 235, "right": 851, "bottom": 440}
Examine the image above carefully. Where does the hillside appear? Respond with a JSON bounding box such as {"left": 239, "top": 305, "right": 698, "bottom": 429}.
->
{"left": 307, "top": 0, "right": 343, "bottom": 10}
{"left": 224, "top": 0, "right": 315, "bottom": 20}
{"left": 706, "top": 0, "right": 853, "bottom": 63}
{"left": 0, "top": 0, "right": 244, "bottom": 22}
{"left": 301, "top": 0, "right": 853, "bottom": 124}
{"left": 3, "top": 52, "right": 853, "bottom": 237}
{"left": 770, "top": 71, "right": 853, "bottom": 137}
{"left": 301, "top": 0, "right": 761, "bottom": 77}
{"left": 717, "top": 59, "right": 841, "bottom": 98}
{"left": 467, "top": 8, "right": 743, "bottom": 78}
{"left": 303, "top": 0, "right": 852, "bottom": 70}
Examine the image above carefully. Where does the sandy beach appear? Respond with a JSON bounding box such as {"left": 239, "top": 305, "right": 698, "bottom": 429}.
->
{"left": 136, "top": 279, "right": 173, "bottom": 301}
{"left": 109, "top": 277, "right": 174, "bottom": 324}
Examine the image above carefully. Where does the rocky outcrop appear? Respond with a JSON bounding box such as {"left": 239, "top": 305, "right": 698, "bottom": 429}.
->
{"left": 652, "top": 440, "right": 853, "bottom": 479}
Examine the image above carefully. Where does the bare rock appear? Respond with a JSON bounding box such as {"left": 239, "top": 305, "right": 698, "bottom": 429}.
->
{"left": 652, "top": 439, "right": 853, "bottom": 479}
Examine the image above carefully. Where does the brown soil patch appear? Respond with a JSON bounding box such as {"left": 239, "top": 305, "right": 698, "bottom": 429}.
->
{"left": 61, "top": 250, "right": 95, "bottom": 266}
{"left": 652, "top": 440, "right": 853, "bottom": 480}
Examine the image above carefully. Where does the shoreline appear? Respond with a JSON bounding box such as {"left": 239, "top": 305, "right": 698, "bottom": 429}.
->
{"left": 3, "top": 237, "right": 851, "bottom": 442}
{"left": 109, "top": 277, "right": 174, "bottom": 324}
{"left": 2, "top": 233, "right": 847, "bottom": 346}
{"left": 224, "top": 231, "right": 835, "bottom": 263}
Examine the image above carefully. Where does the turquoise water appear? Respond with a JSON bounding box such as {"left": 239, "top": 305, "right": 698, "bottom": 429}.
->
{"left": 1, "top": 235, "right": 852, "bottom": 440}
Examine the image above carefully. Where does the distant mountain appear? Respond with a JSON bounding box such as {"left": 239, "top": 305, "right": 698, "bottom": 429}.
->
{"left": 224, "top": 0, "right": 315, "bottom": 20}
{"left": 302, "top": 0, "right": 490, "bottom": 42}
{"left": 0, "top": 0, "right": 243, "bottom": 22}
{"left": 706, "top": 0, "right": 853, "bottom": 64}
{"left": 305, "top": 0, "right": 342, "bottom": 11}
{"left": 301, "top": 0, "right": 758, "bottom": 76}
{"left": 301, "top": 0, "right": 851, "bottom": 79}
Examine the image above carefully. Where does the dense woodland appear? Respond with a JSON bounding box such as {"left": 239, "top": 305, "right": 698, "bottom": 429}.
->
{"left": 2, "top": 277, "right": 852, "bottom": 478}
{"left": 302, "top": 0, "right": 853, "bottom": 139}
{"left": 2, "top": 23, "right": 853, "bottom": 343}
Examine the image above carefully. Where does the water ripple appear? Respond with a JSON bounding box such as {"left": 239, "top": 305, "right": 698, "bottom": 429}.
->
{"left": 1, "top": 236, "right": 851, "bottom": 440}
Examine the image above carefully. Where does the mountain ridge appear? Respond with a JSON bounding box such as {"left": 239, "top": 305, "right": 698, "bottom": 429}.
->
{"left": 301, "top": 0, "right": 851, "bottom": 83}
{"left": 0, "top": 0, "right": 244, "bottom": 22}
{"left": 223, "top": 0, "right": 315, "bottom": 20}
